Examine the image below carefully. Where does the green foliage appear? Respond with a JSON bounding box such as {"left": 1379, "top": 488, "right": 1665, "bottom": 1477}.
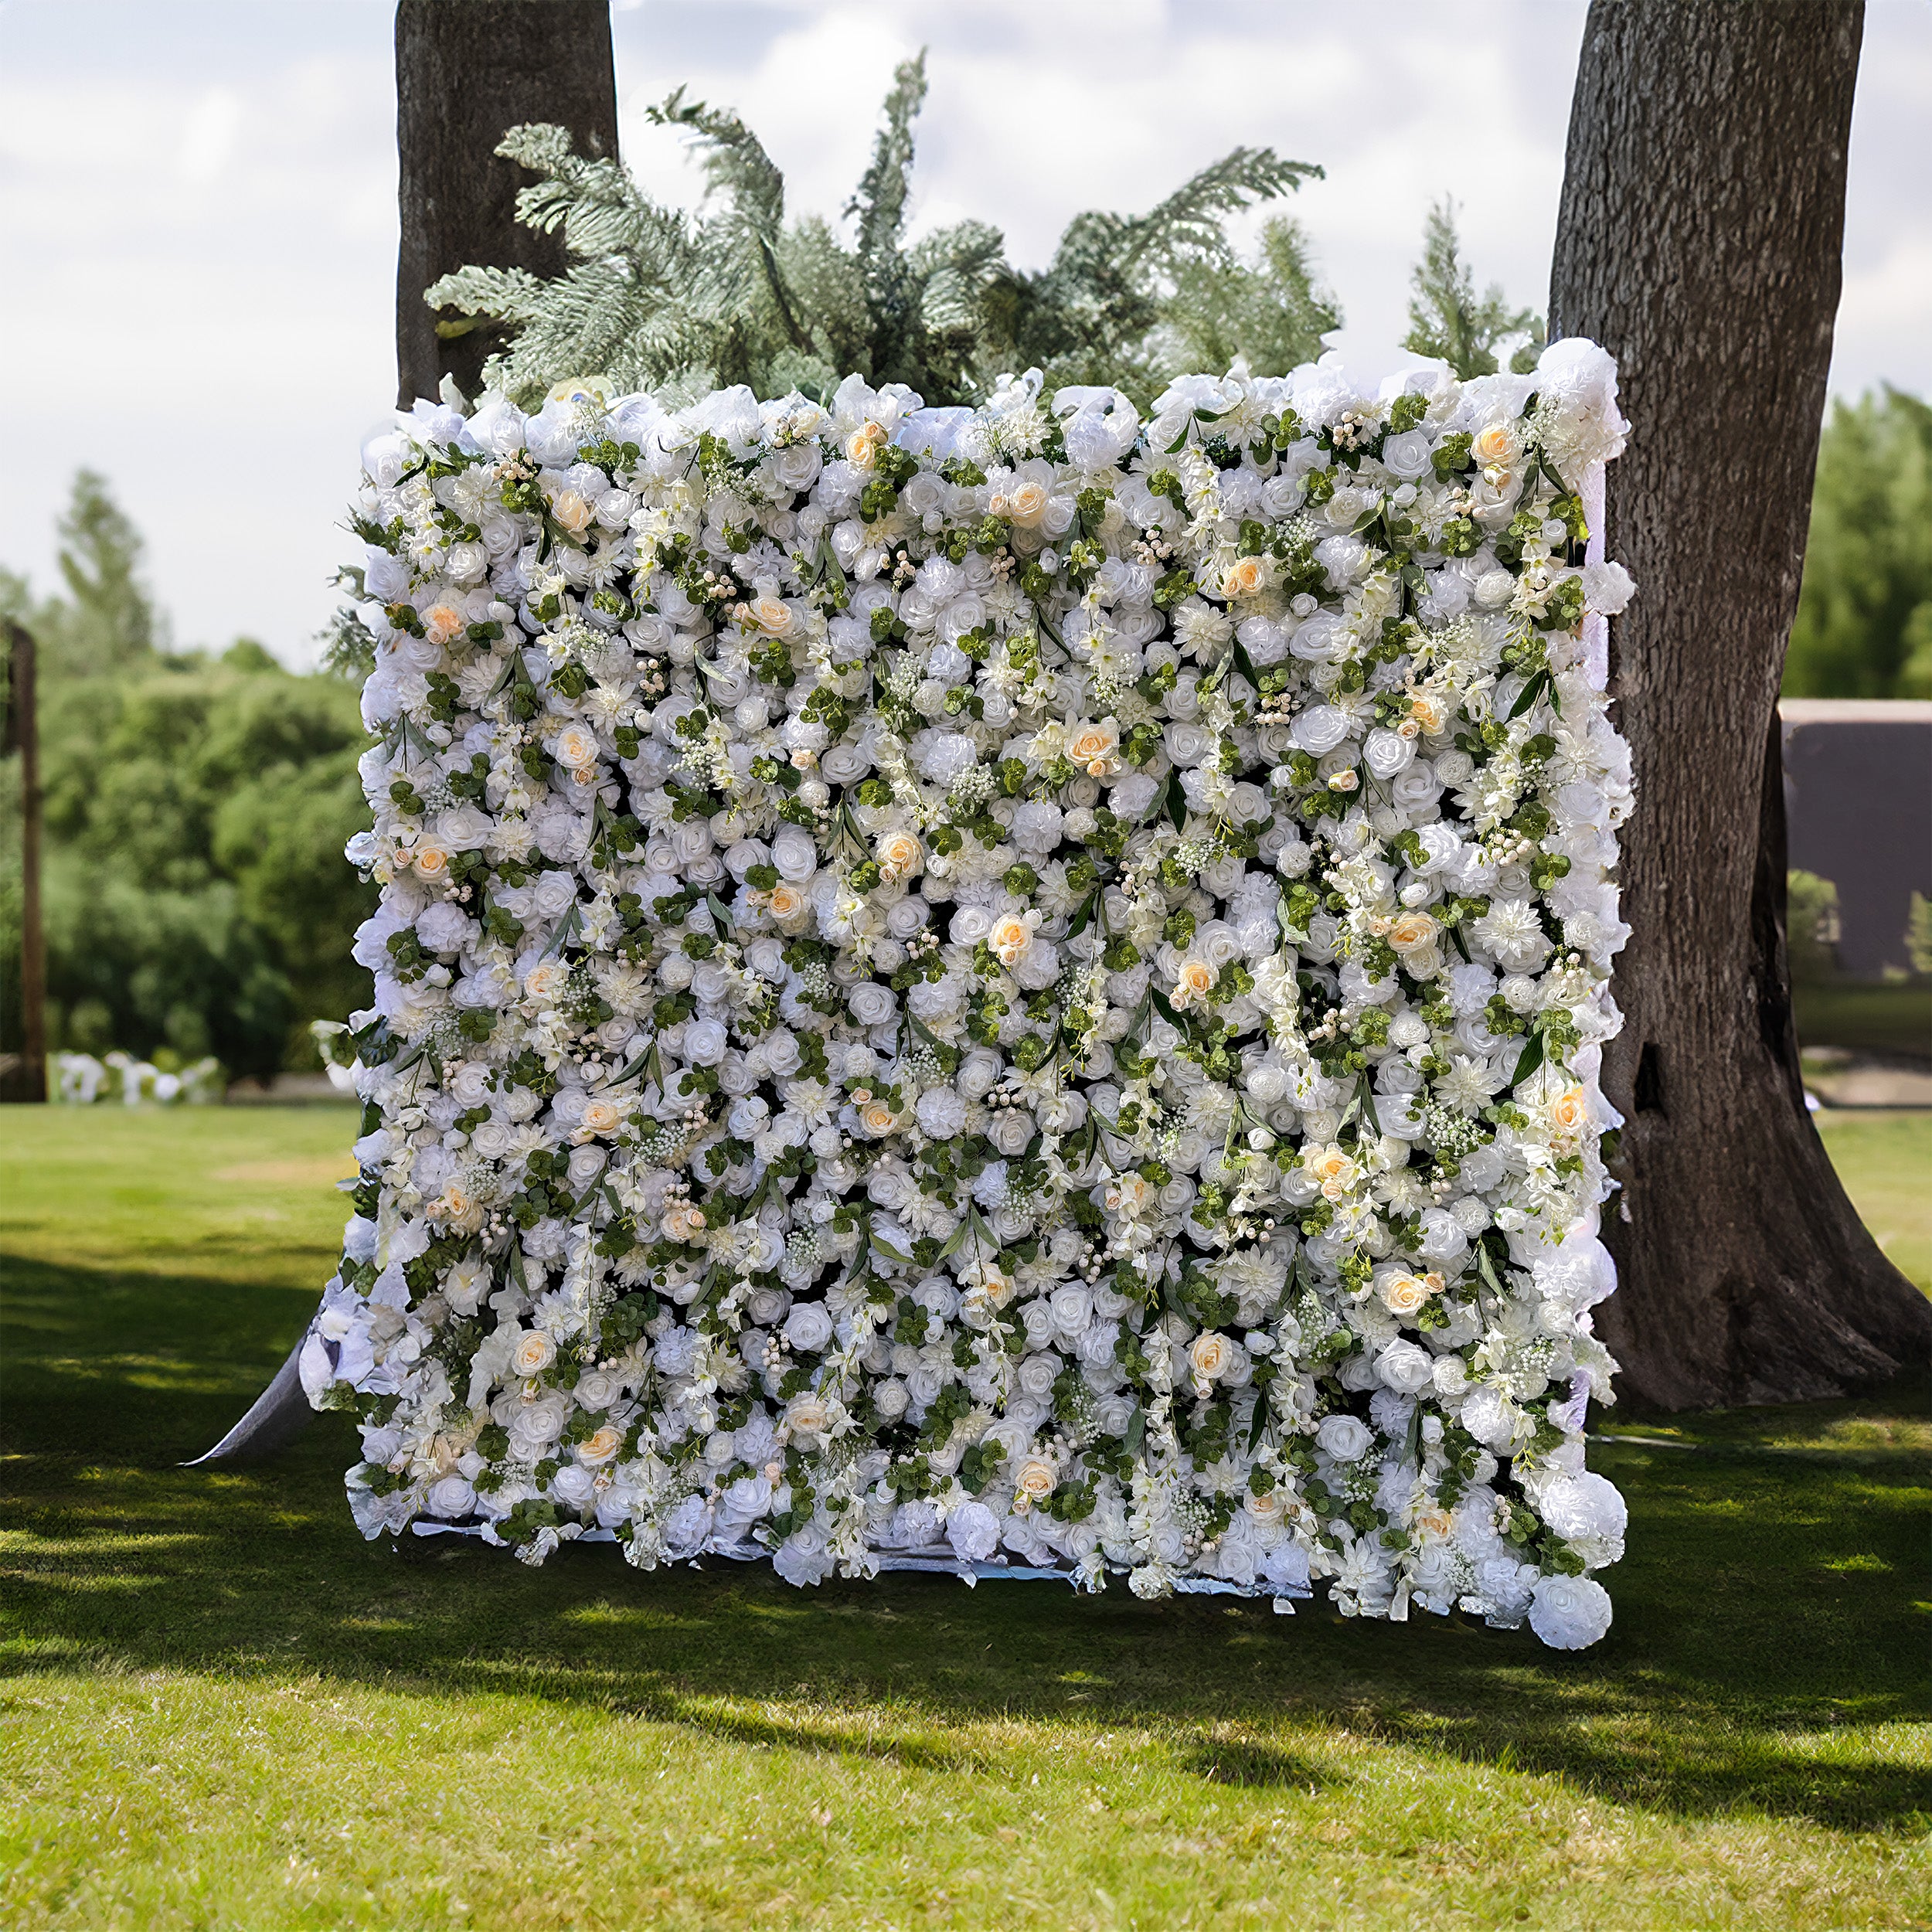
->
{"left": 1401, "top": 198, "right": 1543, "bottom": 379}
{"left": 0, "top": 474, "right": 375, "bottom": 1079}
{"left": 1784, "top": 386, "right": 1932, "bottom": 698}
{"left": 426, "top": 53, "right": 1328, "bottom": 408}
{"left": 1906, "top": 891, "right": 1932, "bottom": 978}
{"left": 1785, "top": 869, "right": 1842, "bottom": 984}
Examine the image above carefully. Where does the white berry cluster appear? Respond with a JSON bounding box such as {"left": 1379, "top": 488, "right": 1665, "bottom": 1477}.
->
{"left": 303, "top": 340, "right": 1634, "bottom": 1648}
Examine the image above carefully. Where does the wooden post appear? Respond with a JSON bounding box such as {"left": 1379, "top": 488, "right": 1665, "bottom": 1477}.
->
{"left": 4, "top": 622, "right": 45, "bottom": 1104}
{"left": 394, "top": 0, "right": 620, "bottom": 406}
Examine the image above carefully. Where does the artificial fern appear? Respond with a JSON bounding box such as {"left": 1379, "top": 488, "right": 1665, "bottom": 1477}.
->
{"left": 1402, "top": 198, "right": 1543, "bottom": 379}
{"left": 423, "top": 52, "right": 1332, "bottom": 408}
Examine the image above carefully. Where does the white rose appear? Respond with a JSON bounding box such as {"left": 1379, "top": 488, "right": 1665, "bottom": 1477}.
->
{"left": 848, "top": 981, "right": 897, "bottom": 1028}
{"left": 1536, "top": 1472, "right": 1628, "bottom": 1546}
{"left": 771, "top": 826, "right": 818, "bottom": 881}
{"left": 784, "top": 1302, "right": 835, "bottom": 1352}
{"left": 1380, "top": 428, "right": 1434, "bottom": 481}
{"left": 1528, "top": 1573, "right": 1614, "bottom": 1650}
{"left": 1376, "top": 1338, "right": 1436, "bottom": 1393}
{"left": 1292, "top": 706, "right": 1352, "bottom": 756}
{"left": 682, "top": 1019, "right": 729, "bottom": 1066}
{"left": 1362, "top": 726, "right": 1414, "bottom": 781}
{"left": 1316, "top": 1413, "right": 1373, "bottom": 1461}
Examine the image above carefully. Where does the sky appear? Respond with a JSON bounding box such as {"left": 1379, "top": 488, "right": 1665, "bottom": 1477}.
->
{"left": 2, "top": 0, "right": 1927, "bottom": 668}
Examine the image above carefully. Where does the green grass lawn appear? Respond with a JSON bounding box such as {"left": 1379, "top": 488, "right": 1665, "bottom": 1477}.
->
{"left": 1816, "top": 1110, "right": 1932, "bottom": 1293}
{"left": 1, "top": 1108, "right": 1928, "bottom": 1931}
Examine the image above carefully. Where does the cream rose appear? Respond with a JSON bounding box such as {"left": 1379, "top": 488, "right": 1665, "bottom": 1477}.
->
{"left": 746, "top": 595, "right": 794, "bottom": 636}
{"left": 578, "top": 1425, "right": 624, "bottom": 1467}
{"left": 994, "top": 478, "right": 1049, "bottom": 527}
{"left": 1013, "top": 1456, "right": 1056, "bottom": 1504}
{"left": 876, "top": 830, "right": 923, "bottom": 882}
{"left": 786, "top": 1393, "right": 832, "bottom": 1437}
{"left": 549, "top": 489, "right": 595, "bottom": 536}
{"left": 1189, "top": 1332, "right": 1234, "bottom": 1383}
{"left": 512, "top": 1331, "right": 557, "bottom": 1378}
{"left": 845, "top": 423, "right": 887, "bottom": 469}
{"left": 1381, "top": 1272, "right": 1434, "bottom": 1318}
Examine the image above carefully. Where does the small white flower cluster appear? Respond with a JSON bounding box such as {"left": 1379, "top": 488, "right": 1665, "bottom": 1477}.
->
{"left": 303, "top": 341, "right": 1634, "bottom": 1649}
{"left": 56, "top": 1051, "right": 224, "bottom": 1106}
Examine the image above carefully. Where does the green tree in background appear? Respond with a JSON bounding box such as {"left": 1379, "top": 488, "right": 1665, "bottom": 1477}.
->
{"left": 0, "top": 476, "right": 374, "bottom": 1080}
{"left": 1401, "top": 198, "right": 1543, "bottom": 379}
{"left": 1784, "top": 386, "right": 1932, "bottom": 699}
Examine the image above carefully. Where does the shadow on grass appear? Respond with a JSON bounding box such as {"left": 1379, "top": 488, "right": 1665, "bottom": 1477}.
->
{"left": 3, "top": 1253, "right": 1930, "bottom": 1831}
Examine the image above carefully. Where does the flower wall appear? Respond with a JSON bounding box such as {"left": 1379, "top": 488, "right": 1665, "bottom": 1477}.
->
{"left": 303, "top": 342, "right": 1635, "bottom": 1648}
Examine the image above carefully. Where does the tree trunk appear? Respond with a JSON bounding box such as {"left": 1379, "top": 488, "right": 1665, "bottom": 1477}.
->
{"left": 196, "top": 1, "right": 620, "bottom": 1463}
{"left": 1549, "top": 0, "right": 1932, "bottom": 1407}
{"left": 396, "top": 0, "right": 619, "bottom": 406}
{"left": 2, "top": 622, "right": 46, "bottom": 1104}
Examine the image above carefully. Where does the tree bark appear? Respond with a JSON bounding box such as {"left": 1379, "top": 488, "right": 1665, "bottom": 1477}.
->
{"left": 1549, "top": 0, "right": 1932, "bottom": 1407}
{"left": 2, "top": 622, "right": 46, "bottom": 1104}
{"left": 396, "top": 0, "right": 619, "bottom": 406}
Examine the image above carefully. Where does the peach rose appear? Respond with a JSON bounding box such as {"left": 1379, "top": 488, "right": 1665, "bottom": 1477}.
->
{"left": 1471, "top": 423, "right": 1519, "bottom": 472}
{"left": 578, "top": 1425, "right": 624, "bottom": 1467}
{"left": 662, "top": 1203, "right": 708, "bottom": 1243}
{"left": 1066, "top": 719, "right": 1120, "bottom": 777}
{"left": 422, "top": 603, "right": 466, "bottom": 647}
{"left": 876, "top": 830, "right": 923, "bottom": 882}
{"left": 1389, "top": 911, "right": 1440, "bottom": 954}
{"left": 988, "top": 912, "right": 1037, "bottom": 967}
{"left": 1219, "top": 556, "right": 1265, "bottom": 600}
{"left": 1172, "top": 957, "right": 1216, "bottom": 1009}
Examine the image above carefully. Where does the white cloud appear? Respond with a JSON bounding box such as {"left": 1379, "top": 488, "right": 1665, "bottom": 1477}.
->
{"left": 0, "top": 0, "right": 1923, "bottom": 664}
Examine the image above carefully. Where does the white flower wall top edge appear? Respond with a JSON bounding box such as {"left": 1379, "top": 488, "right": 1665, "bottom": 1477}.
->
{"left": 304, "top": 343, "right": 1636, "bottom": 1650}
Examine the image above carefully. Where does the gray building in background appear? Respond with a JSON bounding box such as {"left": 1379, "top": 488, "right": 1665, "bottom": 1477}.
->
{"left": 1781, "top": 699, "right": 1932, "bottom": 980}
